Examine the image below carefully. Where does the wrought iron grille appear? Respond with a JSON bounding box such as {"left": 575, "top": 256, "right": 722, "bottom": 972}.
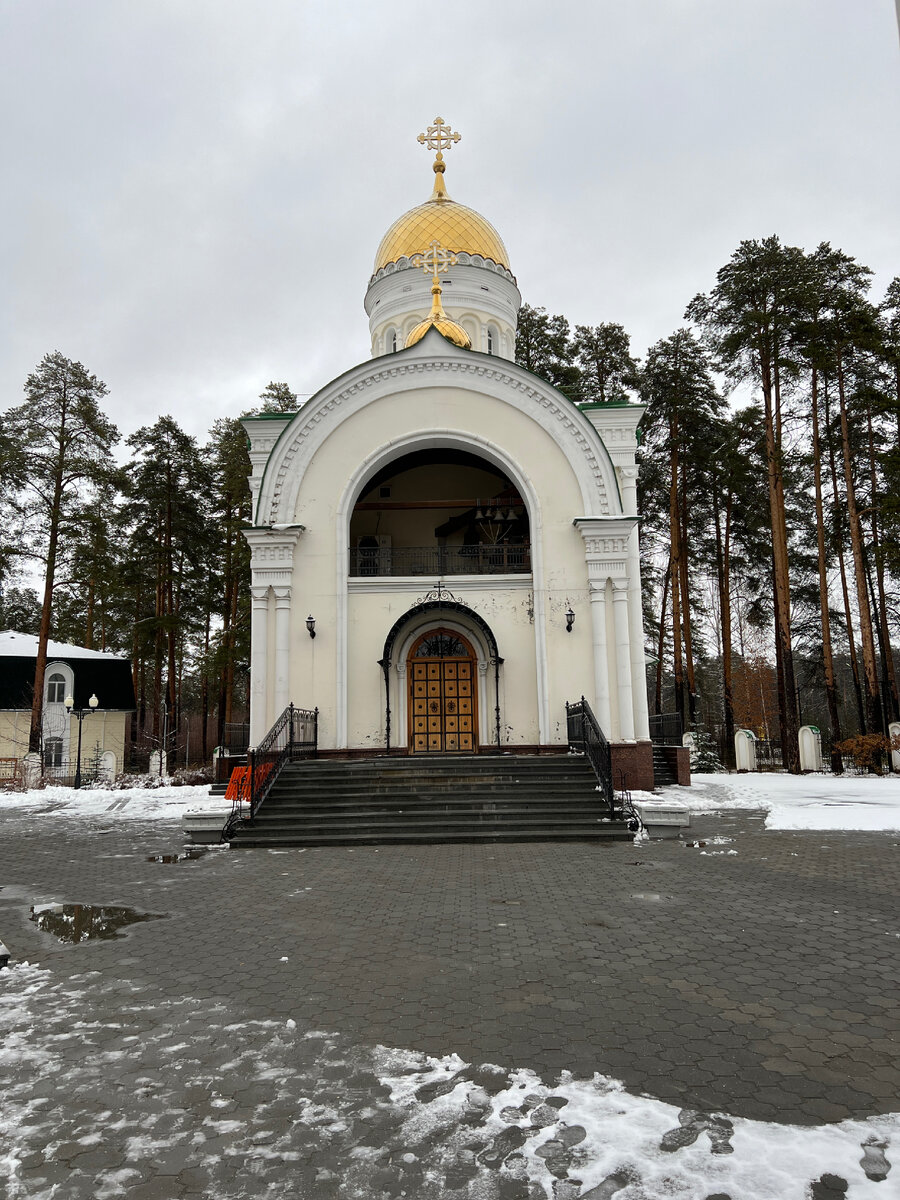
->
{"left": 225, "top": 704, "right": 317, "bottom": 832}
{"left": 223, "top": 722, "right": 250, "bottom": 753}
{"left": 565, "top": 696, "right": 616, "bottom": 815}
{"left": 648, "top": 712, "right": 683, "bottom": 746}
{"left": 349, "top": 544, "right": 531, "bottom": 577}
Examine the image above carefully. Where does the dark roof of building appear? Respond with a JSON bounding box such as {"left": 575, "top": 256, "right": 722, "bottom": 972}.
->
{"left": 0, "top": 649, "right": 136, "bottom": 711}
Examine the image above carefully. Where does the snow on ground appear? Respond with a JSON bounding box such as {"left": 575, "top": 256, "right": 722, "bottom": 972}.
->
{"left": 0, "top": 783, "right": 216, "bottom": 822}
{"left": 0, "top": 960, "right": 895, "bottom": 1199}
{"left": 664, "top": 771, "right": 900, "bottom": 833}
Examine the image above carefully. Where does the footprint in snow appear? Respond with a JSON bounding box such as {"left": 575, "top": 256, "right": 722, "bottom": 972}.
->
{"left": 659, "top": 1107, "right": 734, "bottom": 1155}
{"left": 860, "top": 1136, "right": 891, "bottom": 1182}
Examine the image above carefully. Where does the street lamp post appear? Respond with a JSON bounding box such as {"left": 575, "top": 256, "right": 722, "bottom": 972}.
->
{"left": 64, "top": 693, "right": 99, "bottom": 789}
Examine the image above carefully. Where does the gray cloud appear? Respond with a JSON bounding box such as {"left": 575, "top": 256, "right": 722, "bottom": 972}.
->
{"left": 1, "top": 0, "right": 898, "bottom": 442}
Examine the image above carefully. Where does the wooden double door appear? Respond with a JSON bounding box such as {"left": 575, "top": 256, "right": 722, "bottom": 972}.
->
{"left": 408, "top": 628, "right": 478, "bottom": 754}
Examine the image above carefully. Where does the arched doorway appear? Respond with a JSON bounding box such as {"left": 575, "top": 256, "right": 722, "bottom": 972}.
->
{"left": 408, "top": 628, "right": 478, "bottom": 753}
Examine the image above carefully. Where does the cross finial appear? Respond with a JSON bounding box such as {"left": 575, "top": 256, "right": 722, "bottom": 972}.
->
{"left": 417, "top": 116, "right": 461, "bottom": 159}
{"left": 410, "top": 239, "right": 459, "bottom": 283}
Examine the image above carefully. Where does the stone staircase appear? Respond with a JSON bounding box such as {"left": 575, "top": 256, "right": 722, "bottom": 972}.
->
{"left": 652, "top": 744, "right": 677, "bottom": 786}
{"left": 226, "top": 754, "right": 632, "bottom": 848}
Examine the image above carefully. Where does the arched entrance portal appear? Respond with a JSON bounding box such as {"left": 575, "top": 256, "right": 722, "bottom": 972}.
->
{"left": 408, "top": 628, "right": 478, "bottom": 754}
{"left": 379, "top": 595, "right": 504, "bottom": 752}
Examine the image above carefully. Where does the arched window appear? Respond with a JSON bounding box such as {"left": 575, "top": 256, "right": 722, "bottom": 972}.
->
{"left": 44, "top": 737, "right": 64, "bottom": 770}
{"left": 385, "top": 327, "right": 397, "bottom": 354}
{"left": 47, "top": 673, "right": 66, "bottom": 704}
{"left": 486, "top": 326, "right": 497, "bottom": 355}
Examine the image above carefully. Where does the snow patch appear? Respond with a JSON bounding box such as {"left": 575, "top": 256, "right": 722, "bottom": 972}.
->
{"left": 662, "top": 772, "right": 900, "bottom": 832}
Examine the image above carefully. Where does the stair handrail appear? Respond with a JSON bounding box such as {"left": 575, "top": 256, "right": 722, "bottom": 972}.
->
{"left": 227, "top": 704, "right": 318, "bottom": 831}
{"left": 565, "top": 696, "right": 616, "bottom": 817}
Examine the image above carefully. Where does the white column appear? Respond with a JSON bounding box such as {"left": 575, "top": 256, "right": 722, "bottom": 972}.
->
{"left": 244, "top": 526, "right": 304, "bottom": 745}
{"left": 273, "top": 586, "right": 292, "bottom": 716}
{"left": 618, "top": 467, "right": 650, "bottom": 741}
{"left": 588, "top": 579, "right": 612, "bottom": 735}
{"left": 612, "top": 580, "right": 635, "bottom": 741}
{"left": 575, "top": 516, "right": 638, "bottom": 743}
{"left": 249, "top": 585, "right": 270, "bottom": 745}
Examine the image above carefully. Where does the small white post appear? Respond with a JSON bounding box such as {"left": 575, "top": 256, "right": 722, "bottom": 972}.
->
{"left": 798, "top": 725, "right": 823, "bottom": 773}
{"left": 734, "top": 729, "right": 757, "bottom": 772}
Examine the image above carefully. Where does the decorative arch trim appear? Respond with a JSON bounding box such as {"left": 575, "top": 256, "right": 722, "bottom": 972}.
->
{"left": 254, "top": 340, "right": 622, "bottom": 527}
{"left": 378, "top": 599, "right": 503, "bottom": 752}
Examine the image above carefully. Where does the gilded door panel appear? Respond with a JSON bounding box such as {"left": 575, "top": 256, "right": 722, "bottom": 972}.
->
{"left": 407, "top": 629, "right": 478, "bottom": 754}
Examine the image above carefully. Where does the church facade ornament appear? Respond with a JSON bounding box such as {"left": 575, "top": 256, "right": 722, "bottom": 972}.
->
{"left": 251, "top": 350, "right": 620, "bottom": 528}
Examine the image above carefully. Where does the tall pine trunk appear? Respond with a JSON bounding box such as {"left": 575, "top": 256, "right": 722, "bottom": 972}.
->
{"left": 864, "top": 397, "right": 899, "bottom": 721}
{"left": 678, "top": 462, "right": 697, "bottom": 726}
{"left": 763, "top": 343, "right": 800, "bottom": 771}
{"left": 811, "top": 370, "right": 843, "bottom": 772}
{"left": 668, "top": 416, "right": 685, "bottom": 724}
{"left": 712, "top": 469, "right": 735, "bottom": 768}
{"left": 836, "top": 353, "right": 882, "bottom": 736}
{"left": 825, "top": 380, "right": 866, "bottom": 730}
{"left": 655, "top": 556, "right": 671, "bottom": 716}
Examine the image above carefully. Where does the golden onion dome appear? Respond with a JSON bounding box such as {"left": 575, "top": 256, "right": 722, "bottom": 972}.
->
{"left": 374, "top": 159, "right": 509, "bottom": 273}
{"left": 406, "top": 279, "right": 471, "bottom": 349}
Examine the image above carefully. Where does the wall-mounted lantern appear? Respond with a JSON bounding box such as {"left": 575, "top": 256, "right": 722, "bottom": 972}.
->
{"left": 306, "top": 615, "right": 316, "bottom": 639}
{"left": 565, "top": 607, "right": 575, "bottom": 633}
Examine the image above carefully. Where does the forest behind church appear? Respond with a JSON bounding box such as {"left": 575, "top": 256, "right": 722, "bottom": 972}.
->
{"left": 1, "top": 235, "right": 898, "bottom": 773}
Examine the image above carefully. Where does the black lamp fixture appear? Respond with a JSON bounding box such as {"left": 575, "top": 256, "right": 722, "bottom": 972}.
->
{"left": 565, "top": 606, "right": 575, "bottom": 633}
{"left": 306, "top": 614, "right": 316, "bottom": 639}
{"left": 64, "top": 692, "right": 99, "bottom": 789}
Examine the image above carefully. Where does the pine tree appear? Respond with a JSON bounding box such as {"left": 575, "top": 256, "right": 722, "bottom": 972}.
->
{"left": 256, "top": 381, "right": 299, "bottom": 413}
{"left": 205, "top": 417, "right": 252, "bottom": 751}
{"left": 688, "top": 237, "right": 809, "bottom": 773}
{"left": 571, "top": 322, "right": 640, "bottom": 404}
{"left": 514, "top": 304, "right": 582, "bottom": 397}
{"left": 3, "top": 353, "right": 117, "bottom": 752}
{"left": 641, "top": 329, "right": 724, "bottom": 728}
{"left": 124, "top": 416, "right": 213, "bottom": 765}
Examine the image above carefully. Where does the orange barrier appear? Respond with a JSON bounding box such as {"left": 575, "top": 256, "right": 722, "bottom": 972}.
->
{"left": 225, "top": 766, "right": 251, "bottom": 803}
{"left": 224, "top": 762, "right": 275, "bottom": 807}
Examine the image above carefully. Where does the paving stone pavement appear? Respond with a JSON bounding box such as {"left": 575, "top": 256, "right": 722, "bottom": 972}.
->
{"left": 1, "top": 792, "right": 898, "bottom": 1198}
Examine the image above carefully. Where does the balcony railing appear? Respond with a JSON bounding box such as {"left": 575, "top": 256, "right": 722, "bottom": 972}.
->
{"left": 349, "top": 544, "right": 531, "bottom": 577}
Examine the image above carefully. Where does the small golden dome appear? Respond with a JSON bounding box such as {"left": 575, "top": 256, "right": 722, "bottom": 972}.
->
{"left": 375, "top": 163, "right": 509, "bottom": 273}
{"left": 406, "top": 280, "right": 472, "bottom": 349}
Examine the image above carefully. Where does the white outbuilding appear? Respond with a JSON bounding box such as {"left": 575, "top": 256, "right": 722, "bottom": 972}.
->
{"left": 241, "top": 121, "right": 654, "bottom": 790}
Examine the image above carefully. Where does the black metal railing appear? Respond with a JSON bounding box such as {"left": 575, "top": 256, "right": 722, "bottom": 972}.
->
{"left": 648, "top": 712, "right": 683, "bottom": 746}
{"left": 223, "top": 722, "right": 250, "bottom": 753}
{"left": 349, "top": 544, "right": 531, "bottom": 578}
{"left": 565, "top": 696, "right": 615, "bottom": 815}
{"left": 225, "top": 704, "right": 317, "bottom": 832}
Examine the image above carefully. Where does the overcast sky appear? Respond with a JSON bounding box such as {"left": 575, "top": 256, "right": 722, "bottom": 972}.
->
{"left": 1, "top": 0, "right": 898, "bottom": 443}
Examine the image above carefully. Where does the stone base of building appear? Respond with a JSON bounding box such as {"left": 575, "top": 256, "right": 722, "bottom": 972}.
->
{"left": 610, "top": 741, "right": 655, "bottom": 793}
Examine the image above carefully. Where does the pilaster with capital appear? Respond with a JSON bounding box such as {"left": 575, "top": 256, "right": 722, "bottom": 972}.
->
{"left": 243, "top": 526, "right": 305, "bottom": 744}
{"left": 574, "top": 517, "right": 639, "bottom": 741}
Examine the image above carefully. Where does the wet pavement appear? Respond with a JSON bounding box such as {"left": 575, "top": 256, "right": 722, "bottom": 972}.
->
{"left": 0, "top": 791, "right": 898, "bottom": 1198}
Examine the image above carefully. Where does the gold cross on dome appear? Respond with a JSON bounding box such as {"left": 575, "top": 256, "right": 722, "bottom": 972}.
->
{"left": 410, "top": 239, "right": 459, "bottom": 281}
{"left": 417, "top": 117, "right": 461, "bottom": 159}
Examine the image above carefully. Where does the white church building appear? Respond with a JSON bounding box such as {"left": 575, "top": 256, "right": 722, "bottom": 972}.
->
{"left": 242, "top": 120, "right": 654, "bottom": 791}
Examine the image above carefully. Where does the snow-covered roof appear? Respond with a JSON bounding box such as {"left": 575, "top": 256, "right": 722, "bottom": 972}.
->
{"left": 0, "top": 631, "right": 127, "bottom": 661}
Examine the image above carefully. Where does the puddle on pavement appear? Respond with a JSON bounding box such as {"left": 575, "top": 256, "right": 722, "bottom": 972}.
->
{"left": 29, "top": 903, "right": 164, "bottom": 944}
{"left": 146, "top": 849, "right": 211, "bottom": 864}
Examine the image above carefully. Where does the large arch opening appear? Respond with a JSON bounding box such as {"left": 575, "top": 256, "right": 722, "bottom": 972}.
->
{"left": 349, "top": 447, "right": 531, "bottom": 578}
